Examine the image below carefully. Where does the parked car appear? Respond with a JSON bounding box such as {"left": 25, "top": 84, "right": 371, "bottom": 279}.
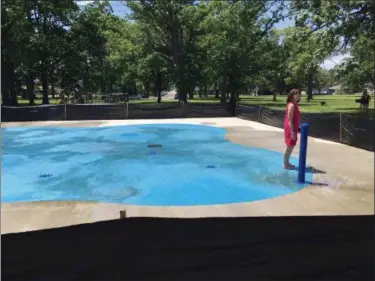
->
{"left": 128, "top": 94, "right": 142, "bottom": 100}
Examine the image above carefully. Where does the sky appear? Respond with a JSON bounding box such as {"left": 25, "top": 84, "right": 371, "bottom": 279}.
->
{"left": 75, "top": 1, "right": 346, "bottom": 69}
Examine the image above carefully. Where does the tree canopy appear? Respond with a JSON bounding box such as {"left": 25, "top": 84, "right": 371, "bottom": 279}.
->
{"left": 1, "top": 0, "right": 373, "bottom": 106}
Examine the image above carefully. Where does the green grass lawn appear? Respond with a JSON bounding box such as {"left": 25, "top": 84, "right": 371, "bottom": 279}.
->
{"left": 128, "top": 97, "right": 219, "bottom": 104}
{"left": 17, "top": 97, "right": 61, "bottom": 105}
{"left": 130, "top": 94, "right": 374, "bottom": 114}
{"left": 239, "top": 94, "right": 374, "bottom": 114}
{"left": 16, "top": 95, "right": 219, "bottom": 105}
{"left": 14, "top": 93, "right": 374, "bottom": 114}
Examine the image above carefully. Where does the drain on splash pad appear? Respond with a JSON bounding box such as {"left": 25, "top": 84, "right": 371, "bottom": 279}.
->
{"left": 205, "top": 165, "right": 217, "bottom": 169}
{"left": 148, "top": 144, "right": 162, "bottom": 148}
{"left": 38, "top": 173, "right": 53, "bottom": 179}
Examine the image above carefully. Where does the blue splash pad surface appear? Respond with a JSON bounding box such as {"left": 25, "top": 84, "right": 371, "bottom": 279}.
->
{"left": 1, "top": 124, "right": 311, "bottom": 206}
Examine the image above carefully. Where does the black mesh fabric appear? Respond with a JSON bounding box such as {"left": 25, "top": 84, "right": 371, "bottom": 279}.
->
{"left": 2, "top": 217, "right": 373, "bottom": 281}
{"left": 259, "top": 107, "right": 284, "bottom": 129}
{"left": 1, "top": 105, "right": 65, "bottom": 122}
{"left": 185, "top": 103, "right": 232, "bottom": 118}
{"left": 300, "top": 113, "right": 341, "bottom": 142}
{"left": 1, "top": 103, "right": 231, "bottom": 122}
{"left": 341, "top": 115, "right": 374, "bottom": 151}
{"left": 237, "top": 104, "right": 373, "bottom": 151}
{"left": 127, "top": 103, "right": 184, "bottom": 119}
{"left": 127, "top": 103, "right": 231, "bottom": 119}
{"left": 2, "top": 103, "right": 373, "bottom": 151}
{"left": 235, "top": 105, "right": 259, "bottom": 122}
{"left": 65, "top": 104, "right": 127, "bottom": 120}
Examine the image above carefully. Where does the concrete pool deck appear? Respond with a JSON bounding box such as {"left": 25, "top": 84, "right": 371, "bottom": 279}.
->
{"left": 2, "top": 117, "right": 374, "bottom": 234}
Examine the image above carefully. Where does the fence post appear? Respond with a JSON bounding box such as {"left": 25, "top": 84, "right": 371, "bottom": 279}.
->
{"left": 125, "top": 102, "right": 129, "bottom": 119}
{"left": 339, "top": 113, "right": 342, "bottom": 143}
{"left": 64, "top": 102, "right": 67, "bottom": 120}
{"left": 257, "top": 105, "right": 262, "bottom": 122}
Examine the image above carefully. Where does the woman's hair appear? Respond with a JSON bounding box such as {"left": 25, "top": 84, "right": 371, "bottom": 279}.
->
{"left": 286, "top": 88, "right": 300, "bottom": 103}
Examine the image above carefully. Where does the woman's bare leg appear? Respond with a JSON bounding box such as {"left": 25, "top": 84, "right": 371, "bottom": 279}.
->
{"left": 283, "top": 146, "right": 295, "bottom": 169}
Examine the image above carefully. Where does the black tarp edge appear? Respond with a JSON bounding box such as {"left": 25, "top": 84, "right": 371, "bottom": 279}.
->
{"left": 2, "top": 216, "right": 373, "bottom": 281}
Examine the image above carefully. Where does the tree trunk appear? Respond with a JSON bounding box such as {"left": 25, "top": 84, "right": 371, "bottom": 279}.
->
{"left": 171, "top": 24, "right": 187, "bottom": 104}
{"left": 26, "top": 8, "right": 35, "bottom": 105}
{"left": 51, "top": 76, "right": 55, "bottom": 99}
{"left": 133, "top": 82, "right": 138, "bottom": 96}
{"left": 202, "top": 86, "right": 207, "bottom": 98}
{"left": 220, "top": 92, "right": 226, "bottom": 103}
{"left": 1, "top": 58, "right": 10, "bottom": 106}
{"left": 9, "top": 62, "right": 18, "bottom": 106}
{"left": 40, "top": 61, "right": 49, "bottom": 104}
{"left": 21, "top": 78, "right": 28, "bottom": 99}
{"left": 188, "top": 89, "right": 194, "bottom": 99}
{"left": 1, "top": 1, "right": 11, "bottom": 105}
{"left": 108, "top": 81, "right": 113, "bottom": 93}
{"left": 219, "top": 75, "right": 228, "bottom": 103}
{"left": 214, "top": 85, "right": 219, "bottom": 99}
{"left": 39, "top": 14, "right": 49, "bottom": 105}
{"left": 101, "top": 76, "right": 106, "bottom": 100}
{"left": 177, "top": 64, "right": 187, "bottom": 103}
{"left": 26, "top": 74, "right": 35, "bottom": 105}
{"left": 307, "top": 71, "right": 313, "bottom": 102}
{"left": 228, "top": 75, "right": 236, "bottom": 104}
{"left": 156, "top": 71, "right": 162, "bottom": 103}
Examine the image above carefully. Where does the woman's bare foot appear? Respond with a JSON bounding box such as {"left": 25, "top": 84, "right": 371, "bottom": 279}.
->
{"left": 283, "top": 163, "right": 296, "bottom": 170}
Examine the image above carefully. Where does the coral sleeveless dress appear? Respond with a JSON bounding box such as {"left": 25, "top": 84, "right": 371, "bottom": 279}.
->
{"left": 284, "top": 102, "right": 300, "bottom": 147}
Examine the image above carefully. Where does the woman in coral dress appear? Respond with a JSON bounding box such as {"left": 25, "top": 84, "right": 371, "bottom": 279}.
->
{"left": 283, "top": 88, "right": 301, "bottom": 169}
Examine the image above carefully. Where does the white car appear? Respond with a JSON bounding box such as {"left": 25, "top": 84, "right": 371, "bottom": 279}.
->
{"left": 128, "top": 94, "right": 142, "bottom": 100}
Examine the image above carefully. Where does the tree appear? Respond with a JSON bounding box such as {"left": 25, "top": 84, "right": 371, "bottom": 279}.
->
{"left": 199, "top": 1, "right": 286, "bottom": 104}
{"left": 335, "top": 36, "right": 375, "bottom": 92}
{"left": 282, "top": 27, "right": 338, "bottom": 100}
{"left": 256, "top": 29, "right": 291, "bottom": 99}
{"left": 292, "top": 0, "right": 375, "bottom": 48}
{"left": 30, "top": 0, "right": 79, "bottom": 104}
{"left": 134, "top": 23, "right": 172, "bottom": 102}
{"left": 8, "top": 0, "right": 358, "bottom": 108}
{"left": 315, "top": 68, "right": 335, "bottom": 94}
{"left": 1, "top": 0, "right": 30, "bottom": 105}
{"left": 126, "top": 0, "right": 196, "bottom": 103}
{"left": 62, "top": 1, "right": 112, "bottom": 98}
